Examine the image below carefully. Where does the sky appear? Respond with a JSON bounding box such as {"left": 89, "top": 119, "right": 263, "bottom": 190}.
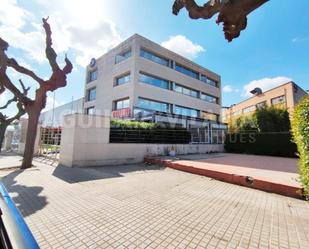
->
{"left": 0, "top": 0, "right": 308, "bottom": 116}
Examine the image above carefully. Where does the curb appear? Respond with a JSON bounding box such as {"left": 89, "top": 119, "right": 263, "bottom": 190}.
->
{"left": 144, "top": 158, "right": 303, "bottom": 199}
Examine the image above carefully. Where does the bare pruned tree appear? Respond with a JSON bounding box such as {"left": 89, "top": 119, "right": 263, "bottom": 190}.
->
{"left": 0, "top": 17, "right": 73, "bottom": 168}
{"left": 0, "top": 81, "right": 29, "bottom": 152}
{"left": 173, "top": 0, "right": 269, "bottom": 42}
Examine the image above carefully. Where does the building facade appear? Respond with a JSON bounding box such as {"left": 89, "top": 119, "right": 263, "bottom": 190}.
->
{"left": 222, "top": 82, "right": 307, "bottom": 123}
{"left": 39, "top": 97, "right": 84, "bottom": 127}
{"left": 83, "top": 34, "right": 226, "bottom": 143}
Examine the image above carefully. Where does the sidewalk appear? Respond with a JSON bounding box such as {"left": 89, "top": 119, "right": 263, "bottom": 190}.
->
{"left": 0, "top": 155, "right": 308, "bottom": 248}
{"left": 0, "top": 152, "right": 23, "bottom": 170}
{"left": 145, "top": 153, "right": 302, "bottom": 198}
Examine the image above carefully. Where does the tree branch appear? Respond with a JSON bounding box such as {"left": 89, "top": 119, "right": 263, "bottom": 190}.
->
{"left": 42, "top": 17, "right": 60, "bottom": 72}
{"left": 41, "top": 18, "right": 73, "bottom": 91}
{"left": 7, "top": 58, "right": 44, "bottom": 85}
{"left": 0, "top": 95, "right": 17, "bottom": 110}
{"left": 173, "top": 0, "right": 269, "bottom": 42}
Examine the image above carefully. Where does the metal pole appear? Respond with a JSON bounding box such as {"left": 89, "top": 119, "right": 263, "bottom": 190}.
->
{"left": 51, "top": 91, "right": 56, "bottom": 127}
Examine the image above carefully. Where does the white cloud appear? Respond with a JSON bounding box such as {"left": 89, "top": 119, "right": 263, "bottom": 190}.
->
{"left": 292, "top": 36, "right": 309, "bottom": 43}
{"left": 43, "top": 93, "right": 63, "bottom": 112}
{"left": 223, "top": 85, "right": 239, "bottom": 93}
{"left": 0, "top": 0, "right": 123, "bottom": 67}
{"left": 0, "top": 0, "right": 32, "bottom": 28}
{"left": 161, "top": 35, "right": 205, "bottom": 59}
{"left": 242, "top": 76, "right": 293, "bottom": 97}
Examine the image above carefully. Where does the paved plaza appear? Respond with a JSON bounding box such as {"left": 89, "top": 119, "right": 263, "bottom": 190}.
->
{"left": 0, "top": 155, "right": 309, "bottom": 248}
{"left": 145, "top": 153, "right": 301, "bottom": 198}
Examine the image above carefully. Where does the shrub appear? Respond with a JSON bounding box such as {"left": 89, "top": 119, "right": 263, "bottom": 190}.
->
{"left": 224, "top": 132, "right": 297, "bottom": 158}
{"left": 255, "top": 107, "right": 290, "bottom": 132}
{"left": 291, "top": 95, "right": 309, "bottom": 197}
{"left": 228, "top": 114, "right": 257, "bottom": 132}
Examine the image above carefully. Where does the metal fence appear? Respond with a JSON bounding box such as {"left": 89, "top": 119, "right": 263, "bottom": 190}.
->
{"left": 38, "top": 127, "right": 61, "bottom": 161}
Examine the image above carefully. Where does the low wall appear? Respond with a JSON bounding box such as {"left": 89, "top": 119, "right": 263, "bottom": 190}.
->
{"left": 59, "top": 114, "right": 224, "bottom": 167}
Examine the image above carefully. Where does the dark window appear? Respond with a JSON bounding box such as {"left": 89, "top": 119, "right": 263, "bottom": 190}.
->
{"left": 114, "top": 98, "right": 130, "bottom": 110}
{"left": 175, "top": 63, "right": 199, "bottom": 79}
{"left": 88, "top": 70, "right": 97, "bottom": 82}
{"left": 271, "top": 95, "right": 286, "bottom": 106}
{"left": 115, "top": 50, "right": 132, "bottom": 64}
{"left": 86, "top": 106, "right": 95, "bottom": 115}
{"left": 201, "top": 75, "right": 218, "bottom": 87}
{"left": 139, "top": 73, "right": 169, "bottom": 89}
{"left": 87, "top": 88, "right": 96, "bottom": 101}
{"left": 140, "top": 49, "right": 169, "bottom": 67}
{"left": 201, "top": 93, "right": 218, "bottom": 104}
{"left": 212, "top": 129, "right": 225, "bottom": 144}
{"left": 174, "top": 83, "right": 198, "bottom": 98}
{"left": 137, "top": 98, "right": 169, "bottom": 113}
{"left": 243, "top": 106, "right": 255, "bottom": 114}
{"left": 115, "top": 74, "right": 130, "bottom": 86}
{"left": 256, "top": 101, "right": 267, "bottom": 109}
{"left": 174, "top": 105, "right": 199, "bottom": 118}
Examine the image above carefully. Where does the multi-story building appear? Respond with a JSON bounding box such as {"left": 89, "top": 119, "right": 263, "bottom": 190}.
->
{"left": 222, "top": 82, "right": 307, "bottom": 123}
{"left": 40, "top": 97, "right": 84, "bottom": 127}
{"left": 83, "top": 34, "right": 226, "bottom": 143}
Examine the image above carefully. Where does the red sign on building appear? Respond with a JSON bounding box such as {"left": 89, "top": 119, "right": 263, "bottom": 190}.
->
{"left": 112, "top": 108, "right": 131, "bottom": 119}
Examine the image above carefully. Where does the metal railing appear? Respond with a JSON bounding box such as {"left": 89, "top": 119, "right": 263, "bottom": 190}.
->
{"left": 0, "top": 183, "right": 39, "bottom": 249}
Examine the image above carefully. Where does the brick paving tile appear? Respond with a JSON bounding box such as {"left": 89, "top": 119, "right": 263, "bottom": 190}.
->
{"left": 0, "top": 159, "right": 309, "bottom": 249}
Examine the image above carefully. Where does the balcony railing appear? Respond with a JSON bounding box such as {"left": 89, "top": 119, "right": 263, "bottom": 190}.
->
{"left": 0, "top": 182, "right": 39, "bottom": 249}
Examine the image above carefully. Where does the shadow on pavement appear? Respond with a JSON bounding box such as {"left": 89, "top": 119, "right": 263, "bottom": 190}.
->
{"left": 52, "top": 163, "right": 163, "bottom": 184}
{"left": 2, "top": 169, "right": 48, "bottom": 218}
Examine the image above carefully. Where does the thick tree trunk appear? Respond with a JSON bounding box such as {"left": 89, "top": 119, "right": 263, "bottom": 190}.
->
{"left": 21, "top": 109, "right": 40, "bottom": 169}
{"left": 0, "top": 123, "right": 8, "bottom": 152}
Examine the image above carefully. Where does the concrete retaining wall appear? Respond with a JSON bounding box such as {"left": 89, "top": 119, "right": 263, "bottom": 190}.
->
{"left": 59, "top": 114, "right": 224, "bottom": 167}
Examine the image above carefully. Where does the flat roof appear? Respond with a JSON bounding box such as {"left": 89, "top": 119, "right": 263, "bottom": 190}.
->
{"left": 92, "top": 34, "right": 220, "bottom": 78}
{"left": 227, "top": 81, "right": 307, "bottom": 108}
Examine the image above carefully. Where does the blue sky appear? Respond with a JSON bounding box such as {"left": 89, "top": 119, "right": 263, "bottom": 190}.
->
{"left": 0, "top": 0, "right": 308, "bottom": 115}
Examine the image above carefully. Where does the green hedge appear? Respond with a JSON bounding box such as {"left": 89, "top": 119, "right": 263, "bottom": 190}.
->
{"left": 291, "top": 95, "right": 309, "bottom": 197}
{"left": 224, "top": 132, "right": 297, "bottom": 158}
{"left": 110, "top": 120, "right": 191, "bottom": 144}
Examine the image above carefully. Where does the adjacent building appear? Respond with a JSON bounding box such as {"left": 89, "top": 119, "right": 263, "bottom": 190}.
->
{"left": 39, "top": 97, "right": 84, "bottom": 127}
{"left": 222, "top": 82, "right": 307, "bottom": 123}
{"left": 83, "top": 34, "right": 226, "bottom": 143}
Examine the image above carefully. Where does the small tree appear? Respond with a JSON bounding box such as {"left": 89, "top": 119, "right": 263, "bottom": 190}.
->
{"left": 0, "top": 18, "right": 73, "bottom": 169}
{"left": 228, "top": 115, "right": 257, "bottom": 133}
{"left": 228, "top": 107, "right": 290, "bottom": 133}
{"left": 255, "top": 106, "right": 290, "bottom": 132}
{"left": 291, "top": 96, "right": 309, "bottom": 197}
{"left": 0, "top": 81, "right": 28, "bottom": 152}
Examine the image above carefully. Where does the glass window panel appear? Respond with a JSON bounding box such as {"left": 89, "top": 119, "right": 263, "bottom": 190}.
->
{"left": 174, "top": 84, "right": 198, "bottom": 98}
{"left": 140, "top": 49, "right": 169, "bottom": 67}
{"left": 243, "top": 106, "right": 255, "bottom": 114}
{"left": 201, "top": 93, "right": 218, "bottom": 104}
{"left": 207, "top": 78, "right": 217, "bottom": 87}
{"left": 87, "top": 88, "right": 96, "bottom": 101}
{"left": 115, "top": 50, "right": 132, "bottom": 64}
{"left": 175, "top": 64, "right": 199, "bottom": 79}
{"left": 139, "top": 73, "right": 169, "bottom": 89}
{"left": 137, "top": 98, "right": 169, "bottom": 112}
{"left": 256, "top": 101, "right": 266, "bottom": 109}
{"left": 115, "top": 98, "right": 130, "bottom": 110}
{"left": 89, "top": 70, "right": 97, "bottom": 82}
{"left": 201, "top": 75, "right": 207, "bottom": 83}
{"left": 87, "top": 107, "right": 95, "bottom": 115}
{"left": 116, "top": 74, "right": 130, "bottom": 86}
{"left": 271, "top": 95, "right": 286, "bottom": 106}
{"left": 201, "top": 112, "right": 218, "bottom": 122}
{"left": 174, "top": 105, "right": 198, "bottom": 118}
